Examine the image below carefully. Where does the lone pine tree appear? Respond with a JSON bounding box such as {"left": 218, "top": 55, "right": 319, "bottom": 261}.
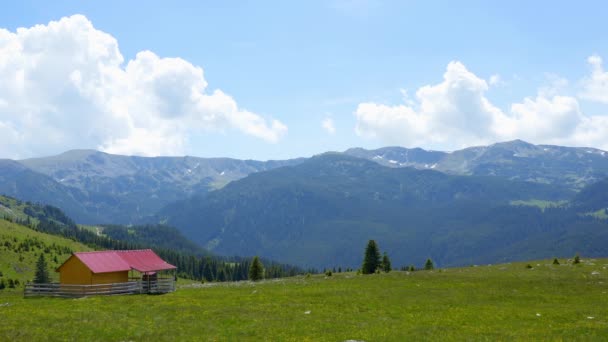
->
{"left": 362, "top": 240, "right": 381, "bottom": 274}
{"left": 249, "top": 256, "right": 264, "bottom": 281}
{"left": 424, "top": 258, "right": 434, "bottom": 270}
{"left": 34, "top": 253, "right": 50, "bottom": 284}
{"left": 382, "top": 252, "right": 392, "bottom": 273}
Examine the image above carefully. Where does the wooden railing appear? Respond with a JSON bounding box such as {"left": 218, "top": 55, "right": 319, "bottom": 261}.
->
{"left": 24, "top": 279, "right": 175, "bottom": 298}
{"left": 140, "top": 278, "right": 176, "bottom": 294}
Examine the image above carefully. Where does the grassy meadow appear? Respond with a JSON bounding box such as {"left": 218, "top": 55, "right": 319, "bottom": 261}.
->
{"left": 1, "top": 258, "right": 608, "bottom": 341}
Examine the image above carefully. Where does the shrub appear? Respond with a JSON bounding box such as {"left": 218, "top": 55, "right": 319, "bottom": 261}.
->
{"left": 552, "top": 258, "right": 560, "bottom": 265}
{"left": 325, "top": 270, "right": 332, "bottom": 276}
{"left": 526, "top": 264, "right": 533, "bottom": 269}
{"left": 573, "top": 254, "right": 581, "bottom": 264}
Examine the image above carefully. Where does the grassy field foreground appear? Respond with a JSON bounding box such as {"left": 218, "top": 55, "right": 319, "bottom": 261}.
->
{"left": 1, "top": 259, "right": 608, "bottom": 341}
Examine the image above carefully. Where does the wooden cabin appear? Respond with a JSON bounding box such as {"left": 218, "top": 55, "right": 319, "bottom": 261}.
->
{"left": 56, "top": 249, "right": 176, "bottom": 285}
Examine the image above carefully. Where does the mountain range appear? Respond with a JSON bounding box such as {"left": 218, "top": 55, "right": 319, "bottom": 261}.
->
{"left": 159, "top": 152, "right": 608, "bottom": 268}
{"left": 345, "top": 139, "right": 608, "bottom": 190}
{"left": 2, "top": 140, "right": 607, "bottom": 225}
{"left": 1, "top": 140, "right": 608, "bottom": 268}
{"left": 4, "top": 150, "right": 302, "bottom": 223}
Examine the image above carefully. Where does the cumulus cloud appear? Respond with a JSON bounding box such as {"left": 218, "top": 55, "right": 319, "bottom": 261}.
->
{"left": 0, "top": 15, "right": 286, "bottom": 158}
{"left": 355, "top": 59, "right": 608, "bottom": 150}
{"left": 322, "top": 117, "right": 336, "bottom": 134}
{"left": 580, "top": 54, "right": 608, "bottom": 103}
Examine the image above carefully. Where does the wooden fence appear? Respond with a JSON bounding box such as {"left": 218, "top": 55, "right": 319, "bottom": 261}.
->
{"left": 24, "top": 279, "right": 175, "bottom": 298}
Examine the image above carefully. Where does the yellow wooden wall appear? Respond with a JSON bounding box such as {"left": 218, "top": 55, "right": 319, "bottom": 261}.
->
{"left": 91, "top": 270, "right": 128, "bottom": 284}
{"left": 58, "top": 256, "right": 129, "bottom": 285}
{"left": 58, "top": 256, "right": 92, "bottom": 284}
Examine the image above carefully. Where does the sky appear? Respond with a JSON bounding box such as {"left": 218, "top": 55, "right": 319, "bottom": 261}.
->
{"left": 1, "top": 0, "right": 608, "bottom": 160}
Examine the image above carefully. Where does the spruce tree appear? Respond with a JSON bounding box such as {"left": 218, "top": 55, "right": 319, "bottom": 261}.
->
{"left": 573, "top": 253, "right": 581, "bottom": 264}
{"left": 382, "top": 252, "right": 392, "bottom": 273}
{"left": 361, "top": 240, "right": 381, "bottom": 274}
{"left": 249, "top": 256, "right": 264, "bottom": 281}
{"left": 424, "top": 258, "right": 434, "bottom": 270}
{"left": 34, "top": 253, "right": 50, "bottom": 284}
{"left": 553, "top": 258, "right": 560, "bottom": 265}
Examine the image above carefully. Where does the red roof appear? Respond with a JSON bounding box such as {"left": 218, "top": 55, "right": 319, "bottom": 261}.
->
{"left": 73, "top": 251, "right": 131, "bottom": 273}
{"left": 61, "top": 249, "right": 176, "bottom": 274}
{"left": 114, "top": 250, "right": 177, "bottom": 273}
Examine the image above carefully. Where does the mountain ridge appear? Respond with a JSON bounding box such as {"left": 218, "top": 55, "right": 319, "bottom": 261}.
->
{"left": 158, "top": 153, "right": 587, "bottom": 268}
{"left": 2, "top": 140, "right": 607, "bottom": 225}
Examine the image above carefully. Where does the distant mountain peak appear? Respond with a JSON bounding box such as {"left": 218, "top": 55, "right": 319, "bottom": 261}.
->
{"left": 492, "top": 139, "right": 534, "bottom": 148}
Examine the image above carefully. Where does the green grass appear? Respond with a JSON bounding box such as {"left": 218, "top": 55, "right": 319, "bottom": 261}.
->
{"left": 0, "top": 219, "right": 91, "bottom": 283}
{"left": 0, "top": 196, "right": 37, "bottom": 224}
{"left": 2, "top": 258, "right": 608, "bottom": 340}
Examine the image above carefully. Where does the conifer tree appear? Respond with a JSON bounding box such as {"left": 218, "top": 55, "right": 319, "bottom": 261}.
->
{"left": 552, "top": 258, "right": 560, "bottom": 265}
{"left": 382, "top": 252, "right": 392, "bottom": 273}
{"left": 249, "top": 256, "right": 264, "bottom": 281}
{"left": 424, "top": 258, "right": 434, "bottom": 270}
{"left": 34, "top": 253, "right": 50, "bottom": 284}
{"left": 362, "top": 240, "right": 381, "bottom": 274}
{"left": 573, "top": 253, "right": 581, "bottom": 264}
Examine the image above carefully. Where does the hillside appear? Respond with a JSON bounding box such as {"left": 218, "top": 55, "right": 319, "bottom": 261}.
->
{"left": 0, "top": 195, "right": 204, "bottom": 256}
{"left": 99, "top": 224, "right": 209, "bottom": 256}
{"left": 0, "top": 218, "right": 92, "bottom": 285}
{"left": 1, "top": 259, "right": 607, "bottom": 340}
{"left": 0, "top": 194, "right": 303, "bottom": 282}
{"left": 158, "top": 154, "right": 596, "bottom": 269}
{"left": 0, "top": 159, "right": 93, "bottom": 222}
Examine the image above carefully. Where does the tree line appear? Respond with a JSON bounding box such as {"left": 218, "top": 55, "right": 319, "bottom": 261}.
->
{"left": 361, "top": 239, "right": 434, "bottom": 274}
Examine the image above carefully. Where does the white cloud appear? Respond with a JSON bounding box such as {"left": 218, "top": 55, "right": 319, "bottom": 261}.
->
{"left": 355, "top": 61, "right": 502, "bottom": 149}
{"left": 489, "top": 74, "right": 502, "bottom": 86}
{"left": 355, "top": 59, "right": 608, "bottom": 150}
{"left": 322, "top": 117, "right": 336, "bottom": 134}
{"left": 539, "top": 73, "right": 568, "bottom": 97}
{"left": 580, "top": 54, "right": 608, "bottom": 103}
{"left": 0, "top": 15, "right": 286, "bottom": 158}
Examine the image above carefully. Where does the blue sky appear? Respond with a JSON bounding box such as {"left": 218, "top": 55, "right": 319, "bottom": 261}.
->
{"left": 1, "top": 1, "right": 607, "bottom": 160}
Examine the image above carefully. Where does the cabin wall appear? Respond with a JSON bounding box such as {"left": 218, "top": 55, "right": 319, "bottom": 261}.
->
{"left": 58, "top": 256, "right": 92, "bottom": 285}
{"left": 91, "top": 271, "right": 128, "bottom": 284}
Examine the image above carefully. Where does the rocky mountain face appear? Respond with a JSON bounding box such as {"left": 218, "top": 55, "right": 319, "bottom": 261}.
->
{"left": 345, "top": 140, "right": 608, "bottom": 190}
{"left": 7, "top": 150, "right": 302, "bottom": 223}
